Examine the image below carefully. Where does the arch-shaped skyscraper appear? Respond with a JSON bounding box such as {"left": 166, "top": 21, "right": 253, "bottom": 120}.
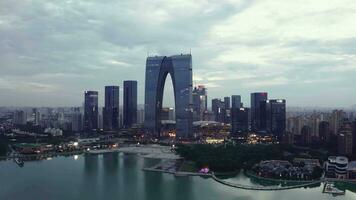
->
{"left": 144, "top": 54, "right": 193, "bottom": 138}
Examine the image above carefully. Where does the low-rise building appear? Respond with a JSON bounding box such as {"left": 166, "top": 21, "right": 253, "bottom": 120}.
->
{"left": 325, "top": 156, "right": 349, "bottom": 179}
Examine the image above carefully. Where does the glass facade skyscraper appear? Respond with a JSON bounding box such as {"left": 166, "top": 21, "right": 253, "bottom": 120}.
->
{"left": 103, "top": 86, "right": 119, "bottom": 130}
{"left": 212, "top": 98, "right": 225, "bottom": 123}
{"left": 123, "top": 80, "right": 137, "bottom": 128}
{"left": 251, "top": 92, "right": 268, "bottom": 131}
{"left": 231, "top": 95, "right": 241, "bottom": 109}
{"left": 144, "top": 54, "right": 193, "bottom": 138}
{"left": 84, "top": 91, "right": 98, "bottom": 132}
{"left": 266, "top": 99, "right": 286, "bottom": 139}
{"left": 192, "top": 85, "right": 207, "bottom": 121}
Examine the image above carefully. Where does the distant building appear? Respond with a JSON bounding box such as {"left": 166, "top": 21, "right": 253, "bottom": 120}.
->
{"left": 192, "top": 85, "right": 207, "bottom": 121}
{"left": 231, "top": 107, "right": 249, "bottom": 136}
{"left": 223, "top": 97, "right": 231, "bottom": 123}
{"left": 224, "top": 97, "right": 230, "bottom": 110}
{"left": 71, "top": 107, "right": 82, "bottom": 132}
{"left": 319, "top": 121, "right": 331, "bottom": 145}
{"left": 137, "top": 108, "right": 145, "bottom": 124}
{"left": 251, "top": 92, "right": 268, "bottom": 131}
{"left": 337, "top": 123, "right": 353, "bottom": 156}
{"left": 330, "top": 110, "right": 345, "bottom": 135}
{"left": 212, "top": 98, "right": 225, "bottom": 123}
{"left": 231, "top": 95, "right": 241, "bottom": 109}
{"left": 84, "top": 91, "right": 98, "bottom": 132}
{"left": 44, "top": 128, "right": 63, "bottom": 137}
{"left": 265, "top": 99, "right": 286, "bottom": 139}
{"left": 13, "top": 110, "right": 27, "bottom": 125}
{"left": 103, "top": 86, "right": 120, "bottom": 130}
{"left": 123, "top": 80, "right": 137, "bottom": 128}
{"left": 301, "top": 125, "right": 312, "bottom": 145}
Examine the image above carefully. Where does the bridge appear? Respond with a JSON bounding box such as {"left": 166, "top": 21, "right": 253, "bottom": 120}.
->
{"left": 211, "top": 173, "right": 322, "bottom": 191}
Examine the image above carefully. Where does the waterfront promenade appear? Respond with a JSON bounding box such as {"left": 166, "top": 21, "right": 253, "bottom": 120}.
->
{"left": 211, "top": 173, "right": 322, "bottom": 191}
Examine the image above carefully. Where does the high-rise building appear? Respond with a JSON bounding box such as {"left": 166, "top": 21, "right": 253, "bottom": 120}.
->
{"left": 330, "top": 110, "right": 345, "bottom": 135}
{"left": 231, "top": 95, "right": 241, "bottom": 110}
{"left": 251, "top": 92, "right": 268, "bottom": 131}
{"left": 212, "top": 98, "right": 225, "bottom": 123}
{"left": 84, "top": 91, "right": 98, "bottom": 132}
{"left": 13, "top": 110, "right": 27, "bottom": 125}
{"left": 266, "top": 99, "right": 286, "bottom": 139}
{"left": 224, "top": 97, "right": 230, "bottom": 110}
{"left": 231, "top": 107, "right": 249, "bottom": 136}
{"left": 223, "top": 96, "right": 231, "bottom": 123}
{"left": 144, "top": 54, "right": 193, "bottom": 138}
{"left": 337, "top": 123, "right": 353, "bottom": 156}
{"left": 71, "top": 107, "right": 82, "bottom": 132}
{"left": 137, "top": 108, "right": 145, "bottom": 124}
{"left": 319, "top": 121, "right": 331, "bottom": 145}
{"left": 123, "top": 81, "right": 137, "bottom": 128}
{"left": 301, "top": 125, "right": 312, "bottom": 145}
{"left": 103, "top": 86, "right": 120, "bottom": 130}
{"left": 192, "top": 85, "right": 207, "bottom": 121}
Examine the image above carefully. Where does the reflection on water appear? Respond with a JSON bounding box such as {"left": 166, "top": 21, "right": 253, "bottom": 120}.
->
{"left": 1, "top": 154, "right": 356, "bottom": 200}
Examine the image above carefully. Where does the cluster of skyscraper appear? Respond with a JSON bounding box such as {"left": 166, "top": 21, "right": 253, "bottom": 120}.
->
{"left": 142, "top": 54, "right": 287, "bottom": 139}
{"left": 84, "top": 81, "right": 137, "bottom": 132}
{"left": 211, "top": 93, "right": 286, "bottom": 139}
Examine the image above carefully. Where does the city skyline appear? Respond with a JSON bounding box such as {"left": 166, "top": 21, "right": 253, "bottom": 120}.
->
{"left": 1, "top": 0, "right": 356, "bottom": 107}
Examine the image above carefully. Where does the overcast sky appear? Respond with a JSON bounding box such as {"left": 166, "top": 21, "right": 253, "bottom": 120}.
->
{"left": 1, "top": 0, "right": 356, "bottom": 108}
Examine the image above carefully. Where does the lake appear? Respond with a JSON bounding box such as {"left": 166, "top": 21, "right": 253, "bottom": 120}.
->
{"left": 0, "top": 153, "right": 355, "bottom": 200}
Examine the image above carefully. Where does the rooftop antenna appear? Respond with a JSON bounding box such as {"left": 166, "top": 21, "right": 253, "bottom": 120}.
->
{"left": 190, "top": 48, "right": 191, "bottom": 55}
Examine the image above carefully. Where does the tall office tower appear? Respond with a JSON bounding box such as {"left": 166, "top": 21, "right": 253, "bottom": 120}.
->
{"left": 103, "top": 86, "right": 120, "bottom": 130}
{"left": 84, "top": 91, "right": 98, "bottom": 132}
{"left": 330, "top": 110, "right": 345, "bottom": 135}
{"left": 212, "top": 98, "right": 225, "bottom": 123}
{"left": 231, "top": 95, "right": 241, "bottom": 110}
{"left": 13, "top": 110, "right": 27, "bottom": 125}
{"left": 192, "top": 85, "right": 207, "bottom": 121}
{"left": 250, "top": 92, "right": 268, "bottom": 131}
{"left": 231, "top": 107, "right": 249, "bottom": 136}
{"left": 319, "top": 121, "right": 331, "bottom": 145}
{"left": 224, "top": 97, "right": 230, "bottom": 110}
{"left": 71, "top": 107, "right": 82, "bottom": 132}
{"left": 144, "top": 54, "right": 193, "bottom": 138}
{"left": 224, "top": 96, "right": 231, "bottom": 123}
{"left": 123, "top": 80, "right": 137, "bottom": 128}
{"left": 265, "top": 99, "right": 286, "bottom": 139}
{"left": 337, "top": 123, "right": 353, "bottom": 156}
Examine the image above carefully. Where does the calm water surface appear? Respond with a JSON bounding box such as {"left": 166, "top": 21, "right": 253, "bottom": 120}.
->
{"left": 0, "top": 153, "right": 356, "bottom": 200}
